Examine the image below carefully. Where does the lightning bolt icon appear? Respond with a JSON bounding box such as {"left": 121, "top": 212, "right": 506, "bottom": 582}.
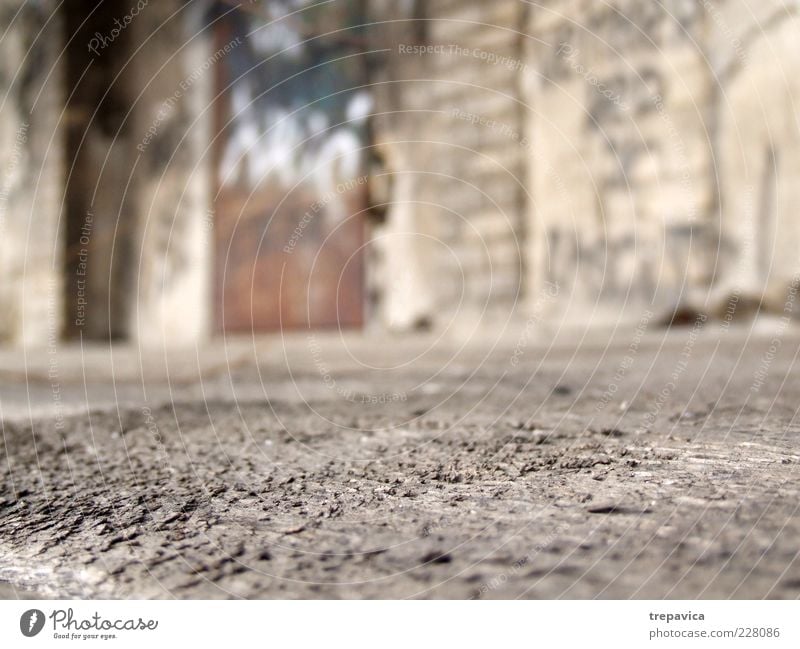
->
{"left": 28, "top": 611, "right": 38, "bottom": 632}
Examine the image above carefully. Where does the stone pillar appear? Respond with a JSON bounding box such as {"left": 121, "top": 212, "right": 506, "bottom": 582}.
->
{"left": 128, "top": 0, "right": 214, "bottom": 345}
{"left": 63, "top": 0, "right": 139, "bottom": 340}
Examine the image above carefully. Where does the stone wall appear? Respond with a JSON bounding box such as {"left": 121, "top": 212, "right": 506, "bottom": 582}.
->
{"left": 0, "top": 1, "right": 62, "bottom": 346}
{"left": 711, "top": 0, "right": 800, "bottom": 314}
{"left": 368, "top": 0, "right": 528, "bottom": 332}
{"left": 523, "top": 0, "right": 800, "bottom": 324}
{"left": 524, "top": 0, "right": 714, "bottom": 325}
{"left": 369, "top": 0, "right": 800, "bottom": 331}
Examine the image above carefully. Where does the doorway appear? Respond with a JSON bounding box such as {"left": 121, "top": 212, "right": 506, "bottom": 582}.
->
{"left": 211, "top": 1, "right": 369, "bottom": 333}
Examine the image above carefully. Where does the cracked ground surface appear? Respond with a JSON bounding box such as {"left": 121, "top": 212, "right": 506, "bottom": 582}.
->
{"left": 1, "top": 325, "right": 799, "bottom": 599}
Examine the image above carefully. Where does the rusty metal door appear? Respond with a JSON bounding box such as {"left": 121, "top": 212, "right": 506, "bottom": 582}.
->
{"left": 212, "top": 1, "right": 368, "bottom": 332}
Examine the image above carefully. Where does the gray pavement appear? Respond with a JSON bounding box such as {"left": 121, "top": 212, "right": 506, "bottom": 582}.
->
{"left": 1, "top": 323, "right": 799, "bottom": 598}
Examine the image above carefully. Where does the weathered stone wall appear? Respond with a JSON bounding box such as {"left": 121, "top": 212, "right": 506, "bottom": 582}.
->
{"left": 711, "top": 0, "right": 800, "bottom": 314}
{"left": 524, "top": 0, "right": 714, "bottom": 325}
{"left": 0, "top": 1, "right": 63, "bottom": 346}
{"left": 368, "top": 0, "right": 528, "bottom": 332}
{"left": 523, "top": 0, "right": 800, "bottom": 324}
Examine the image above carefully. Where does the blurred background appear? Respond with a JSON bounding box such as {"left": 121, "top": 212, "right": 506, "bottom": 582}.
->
{"left": 1, "top": 0, "right": 799, "bottom": 348}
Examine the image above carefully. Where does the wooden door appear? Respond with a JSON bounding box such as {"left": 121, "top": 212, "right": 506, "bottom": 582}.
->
{"left": 212, "top": 1, "right": 368, "bottom": 332}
